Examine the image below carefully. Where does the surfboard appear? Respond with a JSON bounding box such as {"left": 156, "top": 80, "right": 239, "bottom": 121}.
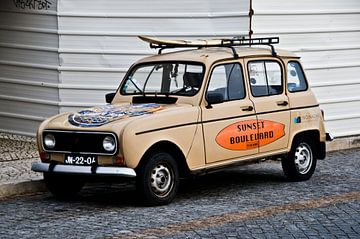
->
{"left": 139, "top": 35, "right": 230, "bottom": 47}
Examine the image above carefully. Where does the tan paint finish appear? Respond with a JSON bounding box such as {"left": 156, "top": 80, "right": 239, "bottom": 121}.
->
{"left": 121, "top": 105, "right": 200, "bottom": 169}
{"left": 36, "top": 43, "right": 326, "bottom": 174}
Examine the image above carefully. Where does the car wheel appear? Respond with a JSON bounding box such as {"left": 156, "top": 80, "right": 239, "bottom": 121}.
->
{"left": 44, "top": 173, "right": 84, "bottom": 199}
{"left": 282, "top": 139, "right": 317, "bottom": 181}
{"left": 136, "top": 151, "right": 179, "bottom": 206}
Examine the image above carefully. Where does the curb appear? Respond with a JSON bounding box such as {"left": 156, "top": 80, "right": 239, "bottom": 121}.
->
{"left": 327, "top": 135, "right": 360, "bottom": 152}
{"left": 0, "top": 180, "right": 46, "bottom": 199}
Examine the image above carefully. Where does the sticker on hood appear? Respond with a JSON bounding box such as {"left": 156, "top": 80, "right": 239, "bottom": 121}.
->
{"left": 68, "top": 104, "right": 162, "bottom": 127}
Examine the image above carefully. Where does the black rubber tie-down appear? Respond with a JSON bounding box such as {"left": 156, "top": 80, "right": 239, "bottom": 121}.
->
{"left": 91, "top": 164, "right": 98, "bottom": 174}
{"left": 48, "top": 161, "right": 58, "bottom": 173}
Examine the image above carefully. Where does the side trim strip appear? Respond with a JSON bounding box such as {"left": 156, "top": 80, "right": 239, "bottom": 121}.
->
{"left": 135, "top": 104, "right": 320, "bottom": 135}
{"left": 136, "top": 122, "right": 199, "bottom": 135}
{"left": 291, "top": 104, "right": 320, "bottom": 111}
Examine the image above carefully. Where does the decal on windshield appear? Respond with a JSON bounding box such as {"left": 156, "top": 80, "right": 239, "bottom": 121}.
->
{"left": 68, "top": 104, "right": 162, "bottom": 127}
{"left": 216, "top": 120, "right": 285, "bottom": 150}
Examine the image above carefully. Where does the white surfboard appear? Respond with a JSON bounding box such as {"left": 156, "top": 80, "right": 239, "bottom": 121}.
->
{"left": 139, "top": 35, "right": 230, "bottom": 47}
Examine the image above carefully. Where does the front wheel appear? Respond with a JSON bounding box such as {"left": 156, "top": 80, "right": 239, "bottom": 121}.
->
{"left": 282, "top": 139, "right": 317, "bottom": 181}
{"left": 136, "top": 151, "right": 179, "bottom": 206}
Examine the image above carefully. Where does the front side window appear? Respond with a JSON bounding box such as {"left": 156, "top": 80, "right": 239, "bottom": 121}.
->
{"left": 207, "top": 63, "right": 245, "bottom": 101}
{"left": 287, "top": 61, "right": 308, "bottom": 92}
{"left": 248, "top": 61, "right": 283, "bottom": 97}
{"left": 121, "top": 62, "right": 204, "bottom": 96}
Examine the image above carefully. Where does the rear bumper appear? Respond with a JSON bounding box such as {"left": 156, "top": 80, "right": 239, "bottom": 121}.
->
{"left": 326, "top": 132, "right": 334, "bottom": 141}
{"left": 31, "top": 162, "right": 136, "bottom": 178}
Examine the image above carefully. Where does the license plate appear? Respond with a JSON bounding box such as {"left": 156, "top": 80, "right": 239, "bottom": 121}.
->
{"left": 64, "top": 154, "right": 97, "bottom": 166}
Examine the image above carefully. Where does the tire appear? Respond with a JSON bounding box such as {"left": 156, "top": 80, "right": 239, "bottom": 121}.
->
{"left": 136, "top": 151, "right": 179, "bottom": 206}
{"left": 282, "top": 138, "right": 317, "bottom": 181}
{"left": 44, "top": 173, "right": 84, "bottom": 199}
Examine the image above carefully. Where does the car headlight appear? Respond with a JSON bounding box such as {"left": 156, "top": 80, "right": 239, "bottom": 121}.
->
{"left": 44, "top": 134, "right": 56, "bottom": 149}
{"left": 103, "top": 136, "right": 116, "bottom": 152}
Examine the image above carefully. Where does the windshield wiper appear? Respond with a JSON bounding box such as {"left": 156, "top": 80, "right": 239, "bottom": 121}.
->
{"left": 170, "top": 86, "right": 194, "bottom": 94}
{"left": 128, "top": 78, "right": 144, "bottom": 94}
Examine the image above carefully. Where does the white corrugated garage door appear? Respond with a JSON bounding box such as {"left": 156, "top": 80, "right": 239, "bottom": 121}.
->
{"left": 0, "top": 0, "right": 250, "bottom": 135}
{"left": 0, "top": 0, "right": 59, "bottom": 136}
{"left": 252, "top": 0, "right": 360, "bottom": 138}
{"left": 0, "top": 0, "right": 359, "bottom": 139}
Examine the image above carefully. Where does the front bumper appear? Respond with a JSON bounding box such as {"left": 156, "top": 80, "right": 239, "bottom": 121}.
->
{"left": 31, "top": 162, "right": 136, "bottom": 178}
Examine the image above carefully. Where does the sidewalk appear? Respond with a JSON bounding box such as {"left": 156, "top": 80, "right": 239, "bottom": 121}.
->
{"left": 0, "top": 133, "right": 45, "bottom": 198}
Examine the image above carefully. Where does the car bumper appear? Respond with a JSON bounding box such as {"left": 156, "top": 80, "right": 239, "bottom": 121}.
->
{"left": 31, "top": 162, "right": 136, "bottom": 178}
{"left": 326, "top": 133, "right": 334, "bottom": 141}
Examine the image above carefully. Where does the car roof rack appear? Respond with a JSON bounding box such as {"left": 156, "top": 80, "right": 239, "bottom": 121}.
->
{"left": 140, "top": 36, "right": 280, "bottom": 58}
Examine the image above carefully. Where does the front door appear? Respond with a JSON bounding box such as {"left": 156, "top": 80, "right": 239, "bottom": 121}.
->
{"left": 202, "top": 61, "right": 258, "bottom": 164}
{"left": 246, "top": 58, "right": 290, "bottom": 153}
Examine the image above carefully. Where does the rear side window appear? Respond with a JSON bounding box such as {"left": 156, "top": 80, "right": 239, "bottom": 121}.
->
{"left": 248, "top": 61, "right": 283, "bottom": 97}
{"left": 207, "top": 63, "right": 246, "bottom": 101}
{"left": 287, "top": 61, "right": 308, "bottom": 92}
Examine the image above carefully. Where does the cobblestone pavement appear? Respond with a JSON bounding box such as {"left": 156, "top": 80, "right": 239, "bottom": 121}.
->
{"left": 0, "top": 149, "right": 359, "bottom": 238}
{"left": 0, "top": 133, "right": 42, "bottom": 185}
{"left": 0, "top": 133, "right": 38, "bottom": 162}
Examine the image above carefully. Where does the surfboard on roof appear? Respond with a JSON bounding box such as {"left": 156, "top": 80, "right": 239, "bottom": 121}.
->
{"left": 138, "top": 35, "right": 230, "bottom": 47}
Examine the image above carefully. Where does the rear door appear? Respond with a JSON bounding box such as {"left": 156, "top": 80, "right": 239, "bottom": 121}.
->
{"left": 245, "top": 58, "right": 290, "bottom": 153}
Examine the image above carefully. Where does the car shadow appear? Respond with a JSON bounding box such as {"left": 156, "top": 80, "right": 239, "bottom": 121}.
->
{"left": 180, "top": 165, "right": 285, "bottom": 194}
{"left": 43, "top": 163, "right": 287, "bottom": 207}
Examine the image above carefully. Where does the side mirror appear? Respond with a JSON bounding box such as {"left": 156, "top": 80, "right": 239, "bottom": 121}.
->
{"left": 206, "top": 92, "right": 224, "bottom": 107}
{"left": 105, "top": 92, "right": 115, "bottom": 103}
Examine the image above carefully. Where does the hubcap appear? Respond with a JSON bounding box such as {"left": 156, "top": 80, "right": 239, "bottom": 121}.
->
{"left": 150, "top": 164, "right": 173, "bottom": 197}
{"left": 294, "top": 143, "right": 313, "bottom": 174}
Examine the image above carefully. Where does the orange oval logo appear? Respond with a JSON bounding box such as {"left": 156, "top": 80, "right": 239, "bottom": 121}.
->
{"left": 216, "top": 120, "right": 285, "bottom": 150}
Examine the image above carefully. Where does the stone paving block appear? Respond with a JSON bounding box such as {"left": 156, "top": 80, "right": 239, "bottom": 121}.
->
{"left": 0, "top": 133, "right": 359, "bottom": 238}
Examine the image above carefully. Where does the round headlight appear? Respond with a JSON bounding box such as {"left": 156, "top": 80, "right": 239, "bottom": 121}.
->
{"left": 103, "top": 136, "right": 116, "bottom": 152}
{"left": 44, "top": 134, "right": 56, "bottom": 149}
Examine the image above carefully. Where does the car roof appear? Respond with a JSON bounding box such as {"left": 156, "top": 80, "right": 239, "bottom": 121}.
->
{"left": 137, "top": 47, "right": 299, "bottom": 65}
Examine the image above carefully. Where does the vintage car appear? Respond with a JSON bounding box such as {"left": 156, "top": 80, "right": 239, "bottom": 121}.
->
{"left": 32, "top": 36, "right": 332, "bottom": 205}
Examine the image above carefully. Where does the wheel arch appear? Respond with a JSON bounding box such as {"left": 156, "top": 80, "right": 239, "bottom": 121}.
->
{"left": 290, "top": 130, "right": 325, "bottom": 159}
{"left": 136, "top": 140, "right": 190, "bottom": 178}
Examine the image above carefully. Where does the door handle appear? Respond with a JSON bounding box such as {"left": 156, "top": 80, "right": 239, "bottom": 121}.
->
{"left": 241, "top": 106, "right": 254, "bottom": 111}
{"left": 277, "top": 101, "right": 288, "bottom": 106}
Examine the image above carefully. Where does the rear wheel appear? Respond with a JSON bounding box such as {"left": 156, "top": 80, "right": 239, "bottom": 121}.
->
{"left": 44, "top": 173, "right": 84, "bottom": 199}
{"left": 282, "top": 139, "right": 317, "bottom": 181}
{"left": 136, "top": 151, "right": 179, "bottom": 206}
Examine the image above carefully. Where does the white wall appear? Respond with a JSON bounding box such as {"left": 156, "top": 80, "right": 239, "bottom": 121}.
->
{"left": 0, "top": 0, "right": 250, "bottom": 135}
{"left": 252, "top": 0, "right": 360, "bottom": 137}
{"left": 56, "top": 0, "right": 250, "bottom": 112}
{"left": 0, "top": 0, "right": 59, "bottom": 136}
{"left": 0, "top": 0, "right": 359, "bottom": 138}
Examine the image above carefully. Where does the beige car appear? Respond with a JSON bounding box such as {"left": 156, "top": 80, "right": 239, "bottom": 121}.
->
{"left": 32, "top": 36, "right": 332, "bottom": 205}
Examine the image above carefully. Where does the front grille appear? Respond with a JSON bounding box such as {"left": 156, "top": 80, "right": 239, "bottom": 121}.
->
{"left": 42, "top": 130, "right": 117, "bottom": 155}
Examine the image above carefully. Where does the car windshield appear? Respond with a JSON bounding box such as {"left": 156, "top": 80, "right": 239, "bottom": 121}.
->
{"left": 121, "top": 62, "right": 204, "bottom": 96}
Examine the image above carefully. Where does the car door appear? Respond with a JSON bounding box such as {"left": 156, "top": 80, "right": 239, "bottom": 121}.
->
{"left": 202, "top": 61, "right": 258, "bottom": 164}
{"left": 245, "top": 58, "right": 290, "bottom": 153}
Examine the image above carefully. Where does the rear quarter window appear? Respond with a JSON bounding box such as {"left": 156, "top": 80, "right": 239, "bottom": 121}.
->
{"left": 287, "top": 61, "right": 308, "bottom": 92}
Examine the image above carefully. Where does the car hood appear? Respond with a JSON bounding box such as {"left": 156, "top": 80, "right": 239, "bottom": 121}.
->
{"left": 43, "top": 103, "right": 192, "bottom": 131}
